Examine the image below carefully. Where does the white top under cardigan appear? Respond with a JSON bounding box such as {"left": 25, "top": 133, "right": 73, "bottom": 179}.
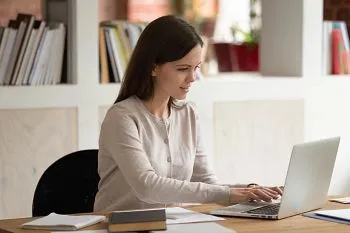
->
{"left": 94, "top": 96, "right": 230, "bottom": 211}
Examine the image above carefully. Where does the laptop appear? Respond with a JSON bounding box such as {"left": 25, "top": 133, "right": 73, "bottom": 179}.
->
{"left": 210, "top": 137, "right": 340, "bottom": 220}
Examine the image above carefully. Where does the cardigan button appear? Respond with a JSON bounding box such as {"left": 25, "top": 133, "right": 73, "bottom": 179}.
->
{"left": 164, "top": 138, "right": 169, "bottom": 144}
{"left": 167, "top": 156, "right": 171, "bottom": 162}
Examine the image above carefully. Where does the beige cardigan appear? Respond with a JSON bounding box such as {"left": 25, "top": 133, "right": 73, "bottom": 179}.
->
{"left": 94, "top": 96, "right": 230, "bottom": 211}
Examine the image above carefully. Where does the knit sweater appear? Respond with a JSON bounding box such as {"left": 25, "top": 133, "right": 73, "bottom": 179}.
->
{"left": 94, "top": 96, "right": 230, "bottom": 211}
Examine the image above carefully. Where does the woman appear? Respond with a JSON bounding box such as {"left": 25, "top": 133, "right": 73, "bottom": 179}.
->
{"left": 94, "top": 15, "right": 282, "bottom": 211}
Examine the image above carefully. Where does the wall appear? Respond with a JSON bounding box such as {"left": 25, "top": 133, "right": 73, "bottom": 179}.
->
{"left": 0, "top": 0, "right": 41, "bottom": 26}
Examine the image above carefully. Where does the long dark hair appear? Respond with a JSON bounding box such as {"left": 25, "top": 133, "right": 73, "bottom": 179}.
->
{"left": 114, "top": 15, "right": 203, "bottom": 104}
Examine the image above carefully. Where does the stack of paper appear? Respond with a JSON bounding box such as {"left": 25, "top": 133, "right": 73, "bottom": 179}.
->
{"left": 21, "top": 213, "right": 106, "bottom": 230}
{"left": 166, "top": 207, "right": 225, "bottom": 225}
{"left": 54, "top": 231, "right": 107, "bottom": 233}
{"left": 165, "top": 222, "right": 235, "bottom": 233}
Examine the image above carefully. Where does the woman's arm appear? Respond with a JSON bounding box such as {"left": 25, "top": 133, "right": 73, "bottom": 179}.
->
{"left": 99, "top": 108, "right": 230, "bottom": 205}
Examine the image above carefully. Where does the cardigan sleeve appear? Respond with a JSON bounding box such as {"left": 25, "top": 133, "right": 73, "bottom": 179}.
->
{"left": 99, "top": 107, "right": 230, "bottom": 205}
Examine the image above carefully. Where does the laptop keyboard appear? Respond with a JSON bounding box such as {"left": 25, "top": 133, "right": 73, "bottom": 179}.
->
{"left": 245, "top": 203, "right": 280, "bottom": 215}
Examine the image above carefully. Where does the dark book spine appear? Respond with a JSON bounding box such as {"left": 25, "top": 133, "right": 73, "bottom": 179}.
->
{"left": 109, "top": 208, "right": 166, "bottom": 224}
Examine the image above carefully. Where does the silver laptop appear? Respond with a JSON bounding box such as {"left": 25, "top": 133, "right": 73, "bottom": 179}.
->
{"left": 210, "top": 137, "right": 340, "bottom": 220}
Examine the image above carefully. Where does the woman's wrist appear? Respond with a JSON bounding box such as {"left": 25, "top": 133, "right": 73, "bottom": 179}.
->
{"left": 247, "top": 183, "right": 259, "bottom": 188}
{"left": 228, "top": 188, "right": 232, "bottom": 204}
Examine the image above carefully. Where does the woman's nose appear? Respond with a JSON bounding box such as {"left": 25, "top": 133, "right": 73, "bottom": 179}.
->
{"left": 188, "top": 70, "right": 196, "bottom": 82}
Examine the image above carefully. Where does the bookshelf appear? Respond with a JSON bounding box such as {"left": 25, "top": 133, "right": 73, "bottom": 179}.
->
{"left": 1, "top": 0, "right": 350, "bottom": 220}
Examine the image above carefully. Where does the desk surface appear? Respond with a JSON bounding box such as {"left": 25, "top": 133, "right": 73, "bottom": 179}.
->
{"left": 0, "top": 199, "right": 349, "bottom": 233}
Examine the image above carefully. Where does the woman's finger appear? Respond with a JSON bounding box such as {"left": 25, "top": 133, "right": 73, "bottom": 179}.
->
{"left": 251, "top": 188, "right": 274, "bottom": 202}
{"left": 250, "top": 186, "right": 278, "bottom": 198}
{"left": 261, "top": 187, "right": 280, "bottom": 199}
{"left": 269, "top": 186, "right": 284, "bottom": 195}
{"left": 246, "top": 191, "right": 262, "bottom": 202}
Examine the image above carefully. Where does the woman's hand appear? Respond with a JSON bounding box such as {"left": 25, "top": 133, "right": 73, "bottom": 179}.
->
{"left": 228, "top": 186, "right": 282, "bottom": 204}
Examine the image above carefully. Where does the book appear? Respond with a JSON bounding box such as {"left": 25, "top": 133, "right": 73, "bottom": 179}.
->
{"left": 20, "top": 212, "right": 106, "bottom": 231}
{"left": 108, "top": 208, "right": 166, "bottom": 232}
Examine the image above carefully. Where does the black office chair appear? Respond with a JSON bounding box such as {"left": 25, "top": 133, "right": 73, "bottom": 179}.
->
{"left": 32, "top": 149, "right": 100, "bottom": 217}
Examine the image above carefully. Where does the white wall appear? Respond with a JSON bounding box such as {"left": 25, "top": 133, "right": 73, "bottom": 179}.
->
{"left": 187, "top": 77, "right": 350, "bottom": 195}
{"left": 305, "top": 79, "right": 350, "bottom": 194}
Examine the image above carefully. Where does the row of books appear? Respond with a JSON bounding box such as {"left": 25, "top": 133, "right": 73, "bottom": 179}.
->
{"left": 99, "top": 20, "right": 146, "bottom": 83}
{"left": 0, "top": 13, "right": 65, "bottom": 86}
{"left": 323, "top": 20, "right": 350, "bottom": 75}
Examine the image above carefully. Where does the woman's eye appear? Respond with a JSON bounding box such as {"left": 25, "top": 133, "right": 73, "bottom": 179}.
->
{"left": 178, "top": 68, "right": 188, "bottom": 71}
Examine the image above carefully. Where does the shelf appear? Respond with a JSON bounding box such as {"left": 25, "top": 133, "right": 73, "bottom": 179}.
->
{"left": 190, "top": 75, "right": 305, "bottom": 102}
{"left": 0, "top": 85, "right": 80, "bottom": 109}
{"left": 202, "top": 72, "right": 303, "bottom": 82}
{"left": 321, "top": 75, "right": 350, "bottom": 80}
{"left": 4, "top": 73, "right": 350, "bottom": 110}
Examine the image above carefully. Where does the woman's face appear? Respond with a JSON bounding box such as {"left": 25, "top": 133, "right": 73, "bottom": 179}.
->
{"left": 152, "top": 44, "right": 202, "bottom": 100}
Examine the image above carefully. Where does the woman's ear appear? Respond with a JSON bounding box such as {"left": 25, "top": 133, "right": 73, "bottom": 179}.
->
{"left": 151, "top": 64, "right": 158, "bottom": 77}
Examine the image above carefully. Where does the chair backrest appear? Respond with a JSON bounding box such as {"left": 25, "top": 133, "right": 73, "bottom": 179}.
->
{"left": 32, "top": 149, "right": 100, "bottom": 217}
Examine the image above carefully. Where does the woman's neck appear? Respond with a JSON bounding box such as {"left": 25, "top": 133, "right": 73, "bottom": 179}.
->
{"left": 143, "top": 96, "right": 170, "bottom": 119}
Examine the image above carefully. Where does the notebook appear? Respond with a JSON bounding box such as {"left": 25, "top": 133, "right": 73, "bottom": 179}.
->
{"left": 313, "top": 208, "right": 350, "bottom": 221}
{"left": 20, "top": 213, "right": 106, "bottom": 231}
{"left": 303, "top": 212, "right": 350, "bottom": 225}
{"left": 330, "top": 197, "right": 350, "bottom": 204}
{"left": 108, "top": 208, "right": 166, "bottom": 232}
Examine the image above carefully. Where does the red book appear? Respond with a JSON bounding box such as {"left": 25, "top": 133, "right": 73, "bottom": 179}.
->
{"left": 332, "top": 28, "right": 344, "bottom": 74}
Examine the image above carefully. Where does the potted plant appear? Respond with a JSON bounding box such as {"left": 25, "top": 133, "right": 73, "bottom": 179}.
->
{"left": 229, "top": 0, "right": 260, "bottom": 71}
{"left": 214, "top": 0, "right": 261, "bottom": 72}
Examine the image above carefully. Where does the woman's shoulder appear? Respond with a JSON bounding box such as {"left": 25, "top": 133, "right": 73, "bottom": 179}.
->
{"left": 104, "top": 96, "right": 140, "bottom": 120}
{"left": 173, "top": 100, "right": 199, "bottom": 119}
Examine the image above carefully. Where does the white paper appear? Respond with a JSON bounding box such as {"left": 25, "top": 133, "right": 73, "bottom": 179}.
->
{"left": 330, "top": 197, "right": 350, "bottom": 204}
{"left": 21, "top": 213, "right": 106, "bottom": 231}
{"left": 53, "top": 230, "right": 107, "bottom": 233}
{"left": 164, "top": 222, "right": 236, "bottom": 233}
{"left": 315, "top": 208, "right": 350, "bottom": 221}
{"left": 52, "top": 224, "right": 236, "bottom": 233}
{"left": 166, "top": 207, "right": 225, "bottom": 225}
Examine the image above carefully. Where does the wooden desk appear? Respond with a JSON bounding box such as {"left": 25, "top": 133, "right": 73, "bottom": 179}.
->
{"left": 0, "top": 200, "right": 349, "bottom": 233}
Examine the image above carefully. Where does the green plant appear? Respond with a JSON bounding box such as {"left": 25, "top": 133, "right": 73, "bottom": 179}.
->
{"left": 231, "top": 0, "right": 261, "bottom": 45}
{"left": 231, "top": 28, "right": 258, "bottom": 45}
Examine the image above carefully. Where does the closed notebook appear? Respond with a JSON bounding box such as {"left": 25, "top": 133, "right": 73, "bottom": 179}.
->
{"left": 108, "top": 208, "right": 166, "bottom": 232}
{"left": 21, "top": 213, "right": 106, "bottom": 230}
{"left": 314, "top": 208, "right": 350, "bottom": 221}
